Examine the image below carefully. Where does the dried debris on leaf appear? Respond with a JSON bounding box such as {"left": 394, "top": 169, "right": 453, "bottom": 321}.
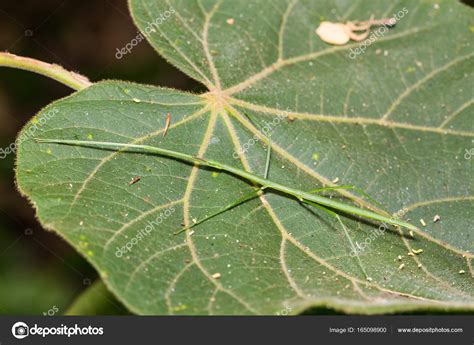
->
{"left": 163, "top": 112, "right": 171, "bottom": 137}
{"left": 129, "top": 176, "right": 141, "bottom": 186}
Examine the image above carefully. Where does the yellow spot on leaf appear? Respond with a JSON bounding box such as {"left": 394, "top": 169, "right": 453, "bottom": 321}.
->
{"left": 171, "top": 304, "right": 187, "bottom": 312}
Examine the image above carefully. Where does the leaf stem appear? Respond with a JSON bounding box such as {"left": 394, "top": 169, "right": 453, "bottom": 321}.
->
{"left": 0, "top": 52, "right": 91, "bottom": 91}
{"left": 35, "top": 138, "right": 418, "bottom": 231}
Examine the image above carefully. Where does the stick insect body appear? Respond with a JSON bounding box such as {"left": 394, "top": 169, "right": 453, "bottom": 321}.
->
{"left": 36, "top": 138, "right": 417, "bottom": 233}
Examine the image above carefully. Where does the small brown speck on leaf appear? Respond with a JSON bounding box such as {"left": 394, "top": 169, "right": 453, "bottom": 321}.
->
{"left": 129, "top": 176, "right": 141, "bottom": 186}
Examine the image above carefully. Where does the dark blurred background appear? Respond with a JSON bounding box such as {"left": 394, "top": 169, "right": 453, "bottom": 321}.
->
{"left": 0, "top": 0, "right": 472, "bottom": 315}
{"left": 0, "top": 0, "right": 202, "bottom": 315}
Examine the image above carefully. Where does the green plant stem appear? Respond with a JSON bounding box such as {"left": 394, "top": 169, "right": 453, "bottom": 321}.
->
{"left": 35, "top": 138, "right": 417, "bottom": 231}
{"left": 0, "top": 52, "right": 91, "bottom": 91}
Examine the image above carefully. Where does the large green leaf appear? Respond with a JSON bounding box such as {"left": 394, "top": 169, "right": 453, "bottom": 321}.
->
{"left": 16, "top": 0, "right": 473, "bottom": 314}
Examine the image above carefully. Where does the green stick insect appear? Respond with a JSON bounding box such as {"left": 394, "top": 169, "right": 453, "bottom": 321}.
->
{"left": 35, "top": 138, "right": 417, "bottom": 236}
